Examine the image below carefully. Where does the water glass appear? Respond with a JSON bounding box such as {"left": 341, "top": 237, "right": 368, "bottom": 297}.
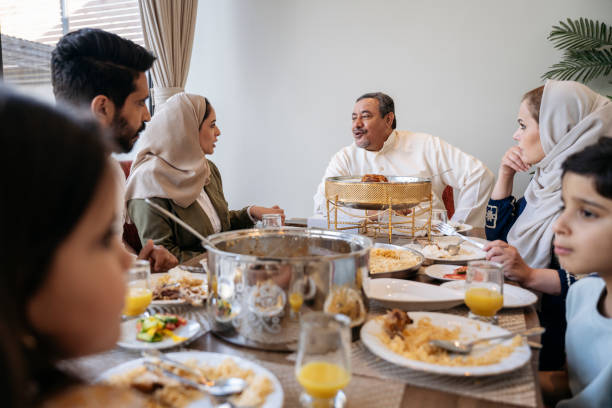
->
{"left": 122, "top": 259, "right": 152, "bottom": 319}
{"left": 262, "top": 213, "right": 283, "bottom": 228}
{"left": 295, "top": 312, "right": 351, "bottom": 408}
{"left": 431, "top": 209, "right": 448, "bottom": 231}
{"left": 464, "top": 261, "right": 504, "bottom": 324}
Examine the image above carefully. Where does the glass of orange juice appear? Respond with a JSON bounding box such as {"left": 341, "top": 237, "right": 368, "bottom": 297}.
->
{"left": 465, "top": 261, "right": 504, "bottom": 324}
{"left": 295, "top": 312, "right": 351, "bottom": 408}
{"left": 289, "top": 271, "right": 306, "bottom": 319}
{"left": 122, "top": 259, "right": 152, "bottom": 319}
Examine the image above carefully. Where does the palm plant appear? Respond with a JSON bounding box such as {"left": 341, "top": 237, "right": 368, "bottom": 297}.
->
{"left": 542, "top": 18, "right": 612, "bottom": 84}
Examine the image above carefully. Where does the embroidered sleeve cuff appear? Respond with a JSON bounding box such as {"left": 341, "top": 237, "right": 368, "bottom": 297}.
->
{"left": 485, "top": 196, "right": 515, "bottom": 230}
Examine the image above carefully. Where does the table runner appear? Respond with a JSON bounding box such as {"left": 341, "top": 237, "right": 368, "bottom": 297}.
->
{"left": 60, "top": 304, "right": 536, "bottom": 407}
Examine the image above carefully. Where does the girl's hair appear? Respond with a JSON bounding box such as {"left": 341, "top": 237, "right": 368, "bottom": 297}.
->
{"left": 521, "top": 85, "right": 544, "bottom": 123}
{"left": 0, "top": 87, "right": 111, "bottom": 406}
{"left": 562, "top": 137, "right": 612, "bottom": 199}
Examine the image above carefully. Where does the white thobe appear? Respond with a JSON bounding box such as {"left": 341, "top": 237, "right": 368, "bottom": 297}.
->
{"left": 313, "top": 130, "right": 494, "bottom": 227}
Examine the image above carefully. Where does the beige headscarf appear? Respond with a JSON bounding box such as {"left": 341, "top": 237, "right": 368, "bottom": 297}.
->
{"left": 125, "top": 93, "right": 211, "bottom": 208}
{"left": 507, "top": 80, "right": 612, "bottom": 268}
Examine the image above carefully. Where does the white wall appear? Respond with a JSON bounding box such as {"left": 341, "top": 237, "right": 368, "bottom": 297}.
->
{"left": 185, "top": 0, "right": 612, "bottom": 219}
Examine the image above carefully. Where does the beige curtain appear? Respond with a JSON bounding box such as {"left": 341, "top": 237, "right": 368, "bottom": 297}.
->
{"left": 138, "top": 0, "right": 198, "bottom": 107}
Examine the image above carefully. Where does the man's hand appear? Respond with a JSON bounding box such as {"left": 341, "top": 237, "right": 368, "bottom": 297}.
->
{"left": 138, "top": 239, "right": 178, "bottom": 272}
{"left": 484, "top": 240, "right": 533, "bottom": 285}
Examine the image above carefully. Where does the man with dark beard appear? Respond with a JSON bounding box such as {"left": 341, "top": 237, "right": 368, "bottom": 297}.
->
{"left": 51, "top": 28, "right": 178, "bottom": 272}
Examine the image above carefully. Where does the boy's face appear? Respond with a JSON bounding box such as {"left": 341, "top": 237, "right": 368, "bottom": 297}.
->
{"left": 553, "top": 173, "right": 612, "bottom": 275}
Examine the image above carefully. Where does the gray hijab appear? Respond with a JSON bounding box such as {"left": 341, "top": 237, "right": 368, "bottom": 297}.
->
{"left": 507, "top": 80, "right": 612, "bottom": 268}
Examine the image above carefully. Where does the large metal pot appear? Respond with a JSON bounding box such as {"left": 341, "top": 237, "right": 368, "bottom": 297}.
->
{"left": 202, "top": 227, "right": 372, "bottom": 351}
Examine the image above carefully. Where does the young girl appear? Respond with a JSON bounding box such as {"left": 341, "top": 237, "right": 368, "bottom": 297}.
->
{"left": 543, "top": 137, "right": 612, "bottom": 407}
{"left": 0, "top": 88, "right": 142, "bottom": 407}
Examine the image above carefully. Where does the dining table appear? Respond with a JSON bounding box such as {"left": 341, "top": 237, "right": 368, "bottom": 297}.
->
{"left": 62, "top": 225, "right": 544, "bottom": 408}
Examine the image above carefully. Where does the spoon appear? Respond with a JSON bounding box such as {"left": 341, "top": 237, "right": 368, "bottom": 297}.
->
{"left": 429, "top": 326, "right": 545, "bottom": 354}
{"left": 145, "top": 198, "right": 216, "bottom": 249}
{"left": 143, "top": 359, "right": 247, "bottom": 398}
{"left": 443, "top": 239, "right": 465, "bottom": 256}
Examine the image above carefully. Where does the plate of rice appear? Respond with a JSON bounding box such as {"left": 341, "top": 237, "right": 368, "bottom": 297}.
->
{"left": 361, "top": 311, "right": 531, "bottom": 376}
{"left": 368, "top": 243, "right": 424, "bottom": 279}
{"left": 98, "top": 351, "right": 283, "bottom": 407}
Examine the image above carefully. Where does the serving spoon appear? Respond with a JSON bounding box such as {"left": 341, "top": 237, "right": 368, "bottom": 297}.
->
{"left": 142, "top": 350, "right": 247, "bottom": 398}
{"left": 145, "top": 198, "right": 216, "bottom": 249}
{"left": 429, "top": 326, "right": 545, "bottom": 354}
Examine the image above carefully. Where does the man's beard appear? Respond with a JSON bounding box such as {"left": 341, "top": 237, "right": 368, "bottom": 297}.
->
{"left": 111, "top": 113, "right": 145, "bottom": 153}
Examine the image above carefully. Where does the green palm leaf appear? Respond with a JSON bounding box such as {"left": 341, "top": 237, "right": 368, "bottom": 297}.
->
{"left": 542, "top": 49, "right": 612, "bottom": 82}
{"left": 548, "top": 18, "right": 612, "bottom": 51}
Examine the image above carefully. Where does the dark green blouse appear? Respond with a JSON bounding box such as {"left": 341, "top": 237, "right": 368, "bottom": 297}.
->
{"left": 127, "top": 160, "right": 253, "bottom": 263}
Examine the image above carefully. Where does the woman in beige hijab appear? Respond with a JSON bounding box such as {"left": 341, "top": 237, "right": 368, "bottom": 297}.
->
{"left": 483, "top": 80, "right": 612, "bottom": 370}
{"left": 126, "top": 93, "right": 284, "bottom": 262}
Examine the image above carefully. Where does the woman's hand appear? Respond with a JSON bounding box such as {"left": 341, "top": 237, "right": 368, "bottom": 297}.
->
{"left": 250, "top": 205, "right": 286, "bottom": 223}
{"left": 484, "top": 240, "right": 534, "bottom": 285}
{"left": 500, "top": 146, "right": 530, "bottom": 178}
{"left": 491, "top": 146, "right": 530, "bottom": 199}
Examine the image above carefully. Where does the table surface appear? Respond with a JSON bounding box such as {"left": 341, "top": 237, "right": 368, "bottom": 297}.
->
{"left": 178, "top": 227, "right": 544, "bottom": 408}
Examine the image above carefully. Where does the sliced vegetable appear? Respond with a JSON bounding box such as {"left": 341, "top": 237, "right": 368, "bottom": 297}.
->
{"left": 136, "top": 314, "right": 187, "bottom": 343}
{"left": 443, "top": 273, "right": 467, "bottom": 280}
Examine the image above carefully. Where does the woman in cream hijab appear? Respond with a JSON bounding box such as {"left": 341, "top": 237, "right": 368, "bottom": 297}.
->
{"left": 484, "top": 80, "right": 612, "bottom": 370}
{"left": 126, "top": 93, "right": 284, "bottom": 263}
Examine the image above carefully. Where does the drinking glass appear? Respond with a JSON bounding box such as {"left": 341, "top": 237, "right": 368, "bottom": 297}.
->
{"left": 464, "top": 261, "right": 504, "bottom": 324}
{"left": 431, "top": 209, "right": 448, "bottom": 233}
{"left": 262, "top": 213, "right": 283, "bottom": 228}
{"left": 289, "top": 271, "right": 307, "bottom": 319}
{"left": 295, "top": 312, "right": 351, "bottom": 408}
{"left": 122, "top": 259, "right": 152, "bottom": 319}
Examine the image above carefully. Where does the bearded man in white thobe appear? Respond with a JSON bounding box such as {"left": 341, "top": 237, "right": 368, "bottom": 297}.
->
{"left": 313, "top": 92, "right": 494, "bottom": 227}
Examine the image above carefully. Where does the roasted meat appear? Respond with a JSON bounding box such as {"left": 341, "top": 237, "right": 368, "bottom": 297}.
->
{"left": 382, "top": 308, "right": 412, "bottom": 338}
{"left": 361, "top": 174, "right": 389, "bottom": 183}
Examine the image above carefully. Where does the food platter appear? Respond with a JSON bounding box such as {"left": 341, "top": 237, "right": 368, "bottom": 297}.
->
{"left": 325, "top": 176, "right": 432, "bottom": 210}
{"left": 98, "top": 351, "right": 284, "bottom": 407}
{"left": 424, "top": 264, "right": 467, "bottom": 281}
{"left": 414, "top": 236, "right": 488, "bottom": 263}
{"left": 368, "top": 243, "right": 424, "bottom": 279}
{"left": 361, "top": 312, "right": 531, "bottom": 376}
{"left": 151, "top": 268, "right": 207, "bottom": 306}
{"left": 117, "top": 317, "right": 202, "bottom": 350}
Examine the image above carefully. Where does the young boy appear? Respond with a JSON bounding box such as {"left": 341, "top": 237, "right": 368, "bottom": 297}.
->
{"left": 544, "top": 137, "right": 612, "bottom": 407}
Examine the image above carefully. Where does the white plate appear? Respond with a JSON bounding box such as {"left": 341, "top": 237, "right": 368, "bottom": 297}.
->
{"left": 151, "top": 271, "right": 207, "bottom": 306}
{"left": 117, "top": 318, "right": 202, "bottom": 350}
{"left": 417, "top": 236, "right": 488, "bottom": 263}
{"left": 364, "top": 278, "right": 464, "bottom": 311}
{"left": 441, "top": 281, "right": 538, "bottom": 309}
{"left": 360, "top": 312, "right": 531, "bottom": 376}
{"left": 369, "top": 243, "right": 424, "bottom": 279}
{"left": 376, "top": 215, "right": 473, "bottom": 237}
{"left": 97, "top": 351, "right": 284, "bottom": 408}
{"left": 424, "top": 264, "right": 467, "bottom": 281}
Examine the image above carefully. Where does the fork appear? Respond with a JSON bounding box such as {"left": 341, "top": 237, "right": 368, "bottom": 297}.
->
{"left": 435, "top": 222, "right": 485, "bottom": 250}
